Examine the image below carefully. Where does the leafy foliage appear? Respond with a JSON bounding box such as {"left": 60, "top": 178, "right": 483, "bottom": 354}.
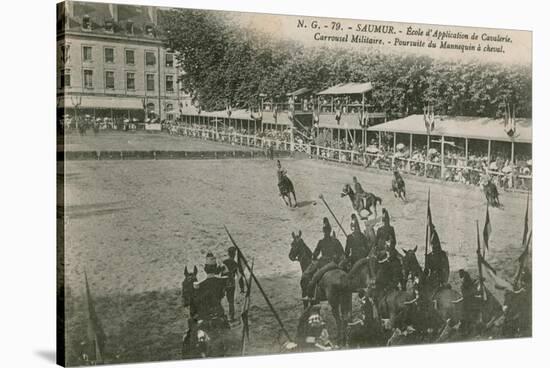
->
{"left": 161, "top": 10, "right": 531, "bottom": 118}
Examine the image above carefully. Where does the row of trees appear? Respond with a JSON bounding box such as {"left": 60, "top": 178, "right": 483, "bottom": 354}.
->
{"left": 161, "top": 9, "right": 531, "bottom": 119}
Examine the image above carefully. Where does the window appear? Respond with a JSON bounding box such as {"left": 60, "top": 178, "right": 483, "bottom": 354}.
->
{"left": 126, "top": 72, "right": 135, "bottom": 90}
{"left": 125, "top": 50, "right": 134, "bottom": 65}
{"left": 165, "top": 53, "right": 174, "bottom": 68}
{"left": 60, "top": 45, "right": 70, "bottom": 64}
{"left": 165, "top": 75, "right": 174, "bottom": 92}
{"left": 146, "top": 74, "right": 155, "bottom": 92}
{"left": 104, "top": 48, "right": 114, "bottom": 63}
{"left": 60, "top": 69, "right": 71, "bottom": 87}
{"left": 126, "top": 21, "right": 134, "bottom": 35}
{"left": 105, "top": 71, "right": 115, "bottom": 89}
{"left": 83, "top": 46, "right": 92, "bottom": 62}
{"left": 145, "top": 51, "right": 156, "bottom": 66}
{"left": 145, "top": 25, "right": 154, "bottom": 36}
{"left": 82, "top": 15, "right": 91, "bottom": 30}
{"left": 104, "top": 19, "right": 114, "bottom": 33}
{"left": 84, "top": 70, "right": 93, "bottom": 89}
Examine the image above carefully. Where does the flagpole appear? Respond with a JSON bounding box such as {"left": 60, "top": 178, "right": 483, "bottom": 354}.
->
{"left": 424, "top": 188, "right": 431, "bottom": 269}
{"left": 224, "top": 226, "right": 292, "bottom": 342}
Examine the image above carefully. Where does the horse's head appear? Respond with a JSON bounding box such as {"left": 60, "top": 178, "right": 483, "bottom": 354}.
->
{"left": 289, "top": 230, "right": 307, "bottom": 262}
{"left": 181, "top": 266, "right": 198, "bottom": 308}
{"left": 341, "top": 184, "right": 353, "bottom": 198}
{"left": 401, "top": 246, "right": 422, "bottom": 279}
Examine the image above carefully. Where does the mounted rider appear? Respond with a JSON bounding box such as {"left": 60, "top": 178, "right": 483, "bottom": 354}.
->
{"left": 344, "top": 214, "right": 371, "bottom": 269}
{"left": 192, "top": 252, "right": 230, "bottom": 330}
{"left": 374, "top": 209, "right": 404, "bottom": 290}
{"left": 277, "top": 160, "right": 288, "bottom": 194}
{"left": 375, "top": 208, "right": 397, "bottom": 253}
{"left": 302, "top": 218, "right": 345, "bottom": 302}
{"left": 424, "top": 224, "right": 450, "bottom": 288}
{"left": 453, "top": 269, "right": 483, "bottom": 335}
{"left": 352, "top": 176, "right": 369, "bottom": 210}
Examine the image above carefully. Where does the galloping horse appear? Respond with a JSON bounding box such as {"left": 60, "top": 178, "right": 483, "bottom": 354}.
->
{"left": 279, "top": 175, "right": 297, "bottom": 208}
{"left": 391, "top": 171, "right": 406, "bottom": 201}
{"left": 341, "top": 184, "right": 383, "bottom": 220}
{"left": 181, "top": 266, "right": 240, "bottom": 358}
{"left": 482, "top": 180, "right": 500, "bottom": 207}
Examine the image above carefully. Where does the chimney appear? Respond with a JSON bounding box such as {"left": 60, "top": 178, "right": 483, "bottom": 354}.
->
{"left": 147, "top": 6, "right": 157, "bottom": 25}
{"left": 108, "top": 3, "right": 118, "bottom": 22}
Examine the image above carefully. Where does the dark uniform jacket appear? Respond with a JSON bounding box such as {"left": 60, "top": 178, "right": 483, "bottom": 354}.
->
{"left": 375, "top": 225, "right": 397, "bottom": 251}
{"left": 345, "top": 232, "right": 371, "bottom": 263}
{"left": 194, "top": 276, "right": 227, "bottom": 321}
{"left": 312, "top": 236, "right": 344, "bottom": 263}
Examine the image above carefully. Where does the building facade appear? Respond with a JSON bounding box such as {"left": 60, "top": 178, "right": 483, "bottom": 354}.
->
{"left": 56, "top": 1, "right": 190, "bottom": 124}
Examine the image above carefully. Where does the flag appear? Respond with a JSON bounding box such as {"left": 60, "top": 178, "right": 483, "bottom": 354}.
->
{"left": 84, "top": 272, "right": 105, "bottom": 364}
{"left": 514, "top": 194, "right": 531, "bottom": 287}
{"left": 483, "top": 204, "right": 492, "bottom": 251}
{"left": 478, "top": 254, "right": 514, "bottom": 292}
{"left": 514, "top": 231, "right": 532, "bottom": 287}
{"left": 476, "top": 221, "right": 486, "bottom": 300}
{"left": 424, "top": 189, "right": 432, "bottom": 267}
{"left": 236, "top": 249, "right": 247, "bottom": 293}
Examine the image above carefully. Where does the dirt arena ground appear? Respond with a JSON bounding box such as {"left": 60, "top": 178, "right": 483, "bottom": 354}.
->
{"left": 61, "top": 136, "right": 531, "bottom": 365}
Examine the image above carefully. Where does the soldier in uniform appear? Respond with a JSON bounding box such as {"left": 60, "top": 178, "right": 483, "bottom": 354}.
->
{"left": 220, "top": 247, "right": 245, "bottom": 322}
{"left": 276, "top": 160, "right": 287, "bottom": 195}
{"left": 453, "top": 269, "right": 482, "bottom": 335}
{"left": 352, "top": 176, "right": 369, "bottom": 210}
{"left": 344, "top": 214, "right": 371, "bottom": 269}
{"left": 424, "top": 225, "right": 450, "bottom": 289}
{"left": 193, "top": 252, "right": 229, "bottom": 330}
{"left": 375, "top": 208, "right": 397, "bottom": 253}
{"left": 302, "top": 218, "right": 345, "bottom": 302}
{"left": 296, "top": 305, "right": 333, "bottom": 351}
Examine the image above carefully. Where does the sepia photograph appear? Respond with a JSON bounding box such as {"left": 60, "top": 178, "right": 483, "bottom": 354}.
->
{"left": 56, "top": 1, "right": 532, "bottom": 366}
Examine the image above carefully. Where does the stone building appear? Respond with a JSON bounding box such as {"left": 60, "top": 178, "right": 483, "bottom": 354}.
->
{"left": 56, "top": 1, "right": 189, "bottom": 124}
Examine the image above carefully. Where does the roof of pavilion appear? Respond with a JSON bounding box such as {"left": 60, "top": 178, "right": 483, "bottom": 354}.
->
{"left": 366, "top": 114, "right": 532, "bottom": 143}
{"left": 179, "top": 106, "right": 292, "bottom": 125}
{"left": 317, "top": 82, "right": 374, "bottom": 96}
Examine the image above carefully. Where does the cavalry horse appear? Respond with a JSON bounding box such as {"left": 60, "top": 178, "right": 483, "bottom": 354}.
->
{"left": 400, "top": 247, "right": 461, "bottom": 327}
{"left": 181, "top": 266, "right": 240, "bottom": 358}
{"left": 391, "top": 171, "right": 407, "bottom": 201}
{"left": 288, "top": 231, "right": 380, "bottom": 345}
{"left": 341, "top": 184, "right": 383, "bottom": 220}
{"left": 279, "top": 175, "right": 297, "bottom": 208}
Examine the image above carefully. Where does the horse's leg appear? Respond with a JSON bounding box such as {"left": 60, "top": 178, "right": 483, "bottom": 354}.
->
{"left": 291, "top": 191, "right": 297, "bottom": 208}
{"left": 329, "top": 294, "right": 343, "bottom": 346}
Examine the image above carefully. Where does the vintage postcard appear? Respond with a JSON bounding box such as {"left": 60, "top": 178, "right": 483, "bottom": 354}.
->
{"left": 57, "top": 1, "right": 532, "bottom": 366}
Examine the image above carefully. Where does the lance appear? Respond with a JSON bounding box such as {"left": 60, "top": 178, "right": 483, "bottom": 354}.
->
{"left": 318, "top": 194, "right": 348, "bottom": 237}
{"left": 241, "top": 259, "right": 254, "bottom": 356}
{"left": 224, "top": 226, "right": 292, "bottom": 341}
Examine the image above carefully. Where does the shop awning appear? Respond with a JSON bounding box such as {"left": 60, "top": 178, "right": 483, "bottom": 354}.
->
{"left": 59, "top": 96, "right": 144, "bottom": 110}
